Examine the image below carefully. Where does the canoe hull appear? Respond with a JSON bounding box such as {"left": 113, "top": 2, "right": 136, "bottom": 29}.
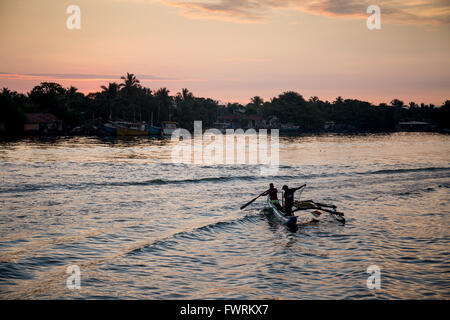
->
{"left": 267, "top": 197, "right": 297, "bottom": 228}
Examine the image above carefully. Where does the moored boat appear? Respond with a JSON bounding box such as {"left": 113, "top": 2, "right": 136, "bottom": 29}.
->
{"left": 162, "top": 121, "right": 177, "bottom": 136}
{"left": 102, "top": 122, "right": 117, "bottom": 136}
{"left": 148, "top": 124, "right": 162, "bottom": 136}
{"left": 116, "top": 122, "right": 148, "bottom": 136}
{"left": 279, "top": 126, "right": 300, "bottom": 133}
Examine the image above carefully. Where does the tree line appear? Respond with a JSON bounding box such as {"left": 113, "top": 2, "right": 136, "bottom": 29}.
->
{"left": 0, "top": 72, "right": 449, "bottom": 135}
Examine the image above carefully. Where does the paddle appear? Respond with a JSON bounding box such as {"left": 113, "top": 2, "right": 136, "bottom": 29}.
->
{"left": 240, "top": 191, "right": 267, "bottom": 210}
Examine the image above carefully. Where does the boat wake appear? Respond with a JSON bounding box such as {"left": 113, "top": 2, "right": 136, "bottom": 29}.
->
{"left": 0, "top": 211, "right": 262, "bottom": 299}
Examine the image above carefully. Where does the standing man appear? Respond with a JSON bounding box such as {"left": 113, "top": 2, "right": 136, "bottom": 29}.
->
{"left": 282, "top": 184, "right": 306, "bottom": 216}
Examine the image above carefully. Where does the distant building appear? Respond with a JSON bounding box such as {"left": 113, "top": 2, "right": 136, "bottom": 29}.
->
{"left": 24, "top": 113, "right": 63, "bottom": 133}
{"left": 218, "top": 114, "right": 263, "bottom": 129}
{"left": 261, "top": 116, "right": 280, "bottom": 129}
{"left": 233, "top": 107, "right": 246, "bottom": 114}
{"left": 396, "top": 121, "right": 431, "bottom": 131}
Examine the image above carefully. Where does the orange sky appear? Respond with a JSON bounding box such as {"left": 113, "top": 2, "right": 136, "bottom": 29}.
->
{"left": 0, "top": 0, "right": 449, "bottom": 105}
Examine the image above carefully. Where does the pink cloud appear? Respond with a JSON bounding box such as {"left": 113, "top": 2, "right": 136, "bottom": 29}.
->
{"left": 160, "top": 0, "right": 450, "bottom": 24}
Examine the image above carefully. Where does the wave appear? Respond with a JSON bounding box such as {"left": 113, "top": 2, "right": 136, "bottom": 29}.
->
{"left": 1, "top": 166, "right": 448, "bottom": 195}
{"left": 366, "top": 167, "right": 450, "bottom": 176}
{"left": 298, "top": 166, "right": 450, "bottom": 180}
{"left": 0, "top": 174, "right": 297, "bottom": 194}
{"left": 0, "top": 176, "right": 250, "bottom": 193}
{"left": 127, "top": 212, "right": 260, "bottom": 255}
{"left": 0, "top": 209, "right": 260, "bottom": 266}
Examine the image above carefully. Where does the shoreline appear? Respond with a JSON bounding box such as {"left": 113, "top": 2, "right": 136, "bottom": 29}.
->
{"left": 1, "top": 130, "right": 448, "bottom": 142}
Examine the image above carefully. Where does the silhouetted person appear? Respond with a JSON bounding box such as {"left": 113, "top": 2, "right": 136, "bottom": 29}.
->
{"left": 282, "top": 185, "right": 305, "bottom": 216}
{"left": 263, "top": 183, "right": 281, "bottom": 209}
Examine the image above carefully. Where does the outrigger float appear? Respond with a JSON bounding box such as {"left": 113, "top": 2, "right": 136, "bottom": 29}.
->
{"left": 292, "top": 199, "right": 345, "bottom": 224}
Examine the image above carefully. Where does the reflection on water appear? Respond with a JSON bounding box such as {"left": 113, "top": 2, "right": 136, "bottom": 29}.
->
{"left": 0, "top": 133, "right": 449, "bottom": 299}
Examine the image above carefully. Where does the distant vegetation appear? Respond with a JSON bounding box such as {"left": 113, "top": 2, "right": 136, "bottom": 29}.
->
{"left": 0, "top": 72, "right": 449, "bottom": 135}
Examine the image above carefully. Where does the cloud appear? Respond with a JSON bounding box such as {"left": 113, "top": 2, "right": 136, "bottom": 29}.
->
{"left": 159, "top": 0, "right": 450, "bottom": 24}
{"left": 0, "top": 72, "right": 177, "bottom": 81}
{"left": 159, "top": 0, "right": 271, "bottom": 22}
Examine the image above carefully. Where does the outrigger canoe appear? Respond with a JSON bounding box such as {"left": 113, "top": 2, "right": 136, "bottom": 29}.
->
{"left": 240, "top": 185, "right": 345, "bottom": 227}
{"left": 266, "top": 196, "right": 297, "bottom": 228}
{"left": 266, "top": 197, "right": 346, "bottom": 228}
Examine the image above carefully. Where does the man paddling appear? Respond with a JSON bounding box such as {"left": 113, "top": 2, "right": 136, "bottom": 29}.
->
{"left": 282, "top": 184, "right": 305, "bottom": 216}
{"left": 262, "top": 183, "right": 281, "bottom": 209}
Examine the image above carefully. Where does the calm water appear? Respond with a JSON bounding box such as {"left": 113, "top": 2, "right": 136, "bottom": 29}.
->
{"left": 0, "top": 133, "right": 449, "bottom": 299}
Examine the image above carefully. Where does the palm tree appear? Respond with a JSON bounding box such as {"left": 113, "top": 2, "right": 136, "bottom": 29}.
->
{"left": 101, "top": 82, "right": 120, "bottom": 97}
{"left": 155, "top": 88, "right": 171, "bottom": 122}
{"left": 66, "top": 86, "right": 79, "bottom": 97}
{"left": 119, "top": 73, "right": 141, "bottom": 121}
{"left": 391, "top": 99, "right": 404, "bottom": 107}
{"left": 250, "top": 96, "right": 263, "bottom": 107}
{"left": 309, "top": 96, "right": 319, "bottom": 104}
{"left": 101, "top": 82, "right": 120, "bottom": 120}
{"left": 181, "top": 88, "right": 193, "bottom": 101}
{"left": 2, "top": 87, "right": 12, "bottom": 97}
{"left": 334, "top": 96, "right": 344, "bottom": 105}
{"left": 120, "top": 73, "right": 140, "bottom": 89}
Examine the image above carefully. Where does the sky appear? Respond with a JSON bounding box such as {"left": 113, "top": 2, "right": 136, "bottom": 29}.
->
{"left": 0, "top": 0, "right": 449, "bottom": 105}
